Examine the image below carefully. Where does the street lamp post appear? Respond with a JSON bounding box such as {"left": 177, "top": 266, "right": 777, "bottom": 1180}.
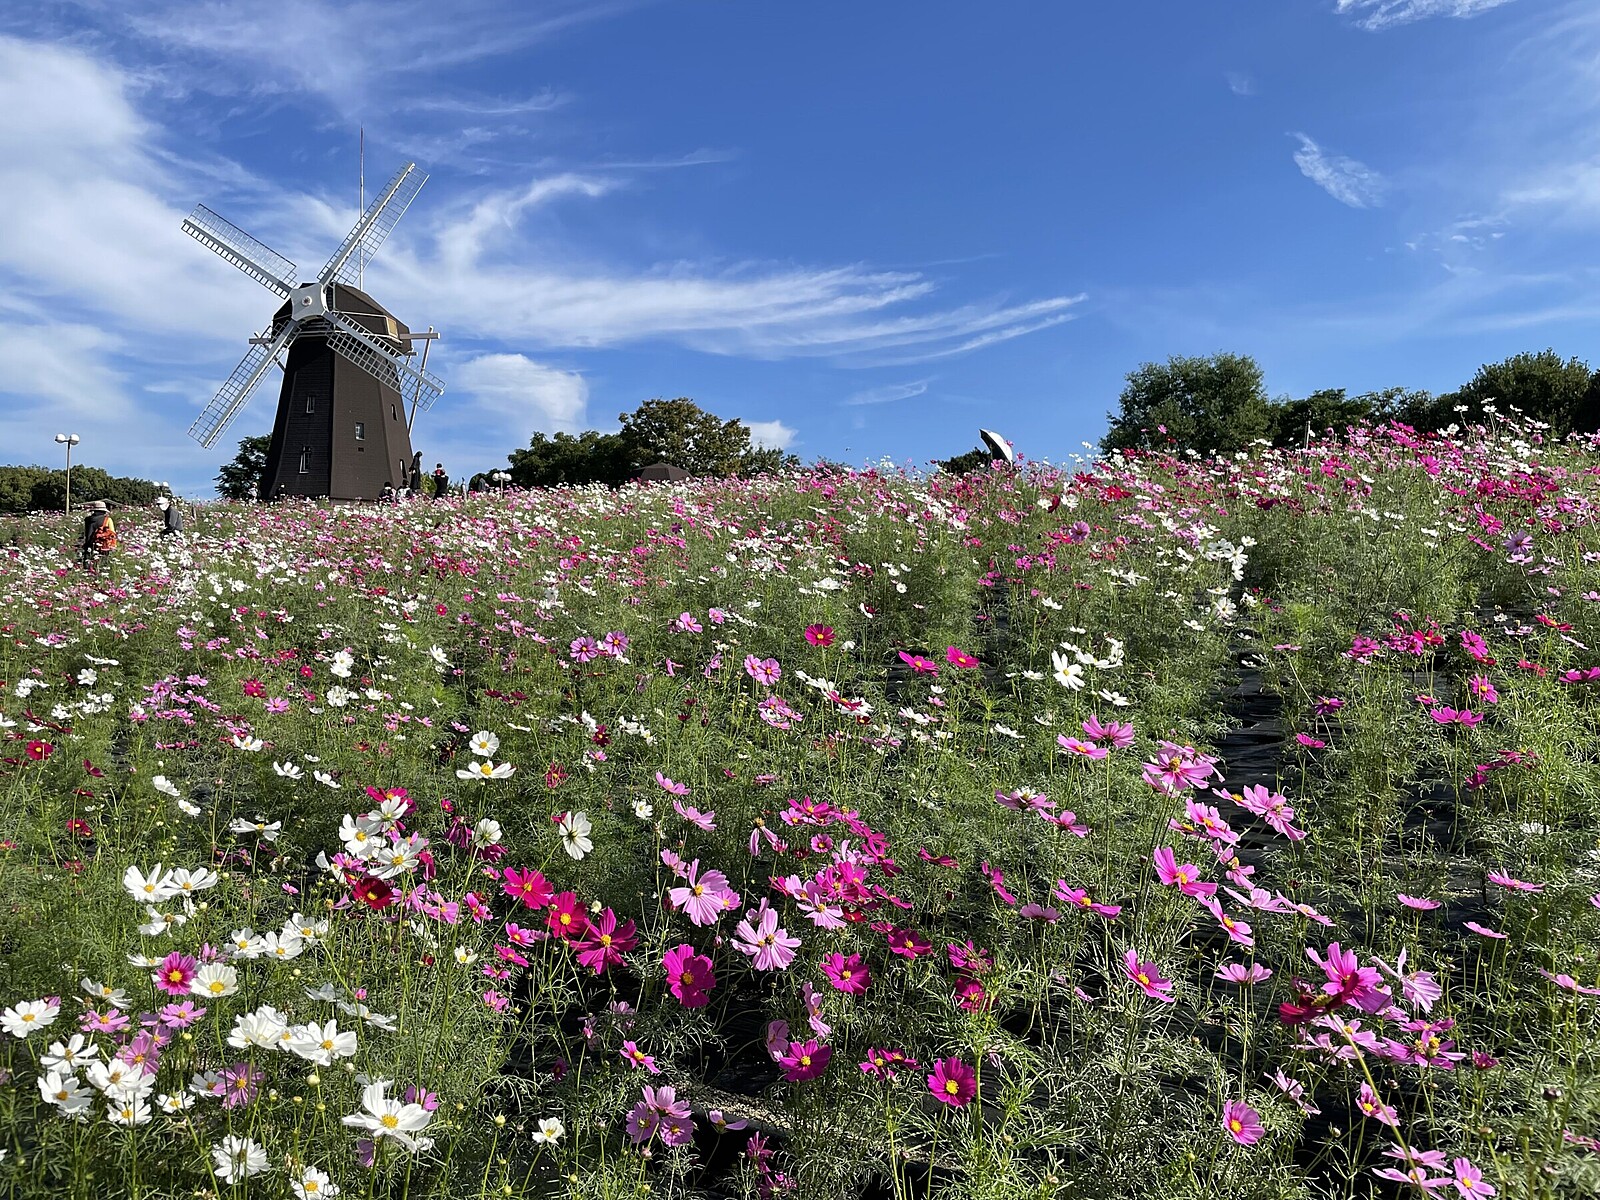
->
{"left": 53, "top": 434, "right": 80, "bottom": 515}
{"left": 491, "top": 470, "right": 511, "bottom": 493}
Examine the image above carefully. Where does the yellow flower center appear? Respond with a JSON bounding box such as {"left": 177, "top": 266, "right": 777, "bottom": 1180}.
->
{"left": 381, "top": 1113, "right": 399, "bottom": 1129}
{"left": 944, "top": 1080, "right": 959, "bottom": 1095}
{"left": 209, "top": 980, "right": 226, "bottom": 994}
{"left": 1229, "top": 1118, "right": 1243, "bottom": 1134}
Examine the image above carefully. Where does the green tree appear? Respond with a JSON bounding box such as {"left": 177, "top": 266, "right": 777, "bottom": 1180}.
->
{"left": 736, "top": 444, "right": 801, "bottom": 477}
{"left": 0, "top": 466, "right": 51, "bottom": 514}
{"left": 1443, "top": 349, "right": 1600, "bottom": 436}
{"left": 617, "top": 398, "right": 751, "bottom": 477}
{"left": 507, "top": 431, "right": 634, "bottom": 489}
{"left": 1102, "top": 353, "right": 1273, "bottom": 454}
{"left": 937, "top": 448, "right": 992, "bottom": 475}
{"left": 215, "top": 435, "right": 272, "bottom": 501}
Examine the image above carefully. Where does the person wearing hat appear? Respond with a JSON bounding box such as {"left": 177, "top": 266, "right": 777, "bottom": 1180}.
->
{"left": 79, "top": 501, "right": 117, "bottom": 570}
{"left": 156, "top": 496, "right": 184, "bottom": 538}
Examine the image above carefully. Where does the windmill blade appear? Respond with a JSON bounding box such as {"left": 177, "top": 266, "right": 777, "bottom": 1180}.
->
{"left": 318, "top": 162, "right": 426, "bottom": 289}
{"left": 181, "top": 205, "right": 298, "bottom": 298}
{"left": 979, "top": 428, "right": 1015, "bottom": 464}
{"left": 188, "top": 322, "right": 299, "bottom": 448}
{"left": 322, "top": 310, "right": 445, "bottom": 413}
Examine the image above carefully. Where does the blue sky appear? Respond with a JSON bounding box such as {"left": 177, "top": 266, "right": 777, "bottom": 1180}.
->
{"left": 1, "top": 0, "right": 1597, "bottom": 495}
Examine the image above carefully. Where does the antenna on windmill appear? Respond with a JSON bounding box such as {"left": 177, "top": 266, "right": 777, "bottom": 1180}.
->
{"left": 181, "top": 160, "right": 445, "bottom": 499}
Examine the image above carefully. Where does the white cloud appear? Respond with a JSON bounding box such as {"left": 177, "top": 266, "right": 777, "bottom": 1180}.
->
{"left": 845, "top": 380, "right": 930, "bottom": 406}
{"left": 745, "top": 420, "right": 796, "bottom": 451}
{"left": 1225, "top": 72, "right": 1256, "bottom": 97}
{"left": 1292, "top": 134, "right": 1388, "bottom": 208}
{"left": 451, "top": 353, "right": 588, "bottom": 434}
{"left": 1334, "top": 0, "right": 1515, "bottom": 30}
{"left": 1503, "top": 160, "right": 1600, "bottom": 218}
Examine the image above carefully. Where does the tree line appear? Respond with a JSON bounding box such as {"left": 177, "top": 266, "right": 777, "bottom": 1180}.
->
{"left": 1099, "top": 348, "right": 1600, "bottom": 455}
{"left": 0, "top": 465, "right": 163, "bottom": 514}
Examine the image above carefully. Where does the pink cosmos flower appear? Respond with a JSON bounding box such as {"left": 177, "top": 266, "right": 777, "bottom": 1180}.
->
{"left": 1200, "top": 897, "right": 1254, "bottom": 948}
{"left": 1057, "top": 734, "right": 1107, "bottom": 759}
{"left": 804, "top": 624, "right": 834, "bottom": 647}
{"left": 1153, "top": 846, "right": 1218, "bottom": 898}
{"left": 732, "top": 902, "right": 801, "bottom": 971}
{"left": 501, "top": 866, "right": 554, "bottom": 910}
{"left": 980, "top": 861, "right": 1017, "bottom": 905}
{"left": 744, "top": 655, "right": 782, "bottom": 686}
{"left": 1222, "top": 1100, "right": 1264, "bottom": 1145}
{"left": 1464, "top": 921, "right": 1508, "bottom": 940}
{"left": 1356, "top": 1082, "right": 1400, "bottom": 1127}
{"left": 1045, "top": 809, "right": 1091, "bottom": 836}
{"left": 220, "top": 1061, "right": 264, "bottom": 1110}
{"left": 1269, "top": 1069, "right": 1319, "bottom": 1115}
{"left": 153, "top": 952, "right": 198, "bottom": 997}
{"left": 1143, "top": 744, "right": 1217, "bottom": 793}
{"left": 885, "top": 925, "right": 933, "bottom": 958}
{"left": 1398, "top": 893, "right": 1441, "bottom": 910}
{"left": 897, "top": 650, "right": 939, "bottom": 675}
{"left": 821, "top": 952, "right": 872, "bottom": 995}
{"left": 545, "top": 891, "right": 588, "bottom": 941}
{"left": 945, "top": 646, "right": 979, "bottom": 668}
{"left": 663, "top": 944, "right": 716, "bottom": 1008}
{"left": 655, "top": 772, "right": 688, "bottom": 795}
{"left": 1452, "top": 1157, "right": 1498, "bottom": 1197}
{"left": 779, "top": 1039, "right": 831, "bottom": 1081}
{"left": 1486, "top": 870, "right": 1542, "bottom": 893}
{"left": 1052, "top": 881, "right": 1121, "bottom": 918}
{"left": 621, "top": 1040, "right": 659, "bottom": 1073}
{"left": 926, "top": 1057, "right": 976, "bottom": 1107}
{"left": 574, "top": 909, "right": 638, "bottom": 974}
{"left": 668, "top": 860, "right": 738, "bottom": 926}
{"left": 570, "top": 636, "right": 600, "bottom": 663}
{"left": 1123, "top": 948, "right": 1176, "bottom": 1003}
{"left": 673, "top": 799, "right": 717, "bottom": 831}
{"left": 1536, "top": 969, "right": 1600, "bottom": 996}
{"left": 1216, "top": 962, "right": 1273, "bottom": 984}
{"left": 1308, "top": 942, "right": 1384, "bottom": 1009}
{"left": 1082, "top": 713, "right": 1135, "bottom": 748}
{"left": 673, "top": 613, "right": 702, "bottom": 633}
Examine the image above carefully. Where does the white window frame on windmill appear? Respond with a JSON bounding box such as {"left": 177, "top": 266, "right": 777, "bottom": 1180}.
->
{"left": 305, "top": 395, "right": 315, "bottom": 415}
{"left": 354, "top": 421, "right": 366, "bottom": 442}
{"left": 299, "top": 448, "right": 311, "bottom": 474}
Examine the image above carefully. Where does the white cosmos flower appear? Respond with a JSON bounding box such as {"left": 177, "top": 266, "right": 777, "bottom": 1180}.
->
{"left": 37, "top": 1069, "right": 94, "bottom": 1114}
{"left": 274, "top": 760, "right": 304, "bottom": 779}
{"left": 170, "top": 866, "right": 219, "bottom": 895}
{"left": 339, "top": 813, "right": 382, "bottom": 857}
{"left": 1, "top": 998, "right": 58, "bottom": 1043}
{"left": 212, "top": 1136, "right": 269, "bottom": 1184}
{"left": 471, "top": 818, "right": 503, "bottom": 848}
{"left": 151, "top": 775, "right": 181, "bottom": 798}
{"left": 558, "top": 811, "right": 593, "bottom": 860}
{"left": 176, "top": 799, "right": 202, "bottom": 817}
{"left": 231, "top": 733, "right": 264, "bottom": 752}
{"left": 292, "top": 1166, "right": 341, "bottom": 1199}
{"left": 330, "top": 650, "right": 355, "bottom": 678}
{"left": 454, "top": 946, "right": 480, "bottom": 966}
{"left": 80, "top": 978, "right": 131, "bottom": 1009}
{"left": 469, "top": 730, "right": 500, "bottom": 757}
{"left": 314, "top": 770, "right": 340, "bottom": 789}
{"left": 138, "top": 905, "right": 187, "bottom": 937}
{"left": 532, "top": 1116, "right": 565, "bottom": 1143}
{"left": 190, "top": 963, "right": 239, "bottom": 999}
{"left": 287, "top": 1018, "right": 358, "bottom": 1066}
{"left": 42, "top": 1034, "right": 98, "bottom": 1073}
{"left": 227, "top": 1007, "right": 288, "bottom": 1050}
{"left": 326, "top": 685, "right": 355, "bottom": 707}
{"left": 123, "top": 863, "right": 179, "bottom": 903}
{"left": 288, "top": 913, "right": 329, "bottom": 943}
{"left": 106, "top": 1095, "right": 155, "bottom": 1127}
{"left": 633, "top": 798, "right": 654, "bottom": 820}
{"left": 156, "top": 1091, "right": 194, "bottom": 1114}
{"left": 1096, "top": 689, "right": 1132, "bottom": 708}
{"left": 1050, "top": 652, "right": 1086, "bottom": 691}
{"left": 228, "top": 816, "right": 282, "bottom": 836}
{"left": 429, "top": 645, "right": 450, "bottom": 668}
{"left": 340, "top": 1080, "right": 434, "bottom": 1148}
{"left": 87, "top": 1059, "right": 154, "bottom": 1098}
{"left": 455, "top": 760, "right": 515, "bottom": 780}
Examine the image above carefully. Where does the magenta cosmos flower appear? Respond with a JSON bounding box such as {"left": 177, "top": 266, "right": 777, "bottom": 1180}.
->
{"left": 779, "top": 1039, "right": 831, "bottom": 1082}
{"left": 501, "top": 866, "right": 554, "bottom": 910}
{"left": 663, "top": 944, "right": 716, "bottom": 1008}
{"left": 1123, "top": 948, "right": 1176, "bottom": 1003}
{"left": 926, "top": 1057, "right": 976, "bottom": 1107}
{"left": 152, "top": 952, "right": 198, "bottom": 997}
{"left": 1222, "top": 1100, "right": 1264, "bottom": 1145}
{"left": 945, "top": 646, "right": 979, "bottom": 668}
{"left": 574, "top": 909, "right": 638, "bottom": 975}
{"left": 820, "top": 952, "right": 872, "bottom": 995}
{"left": 897, "top": 651, "right": 939, "bottom": 675}
{"left": 804, "top": 624, "right": 834, "bottom": 647}
{"left": 732, "top": 903, "right": 801, "bottom": 971}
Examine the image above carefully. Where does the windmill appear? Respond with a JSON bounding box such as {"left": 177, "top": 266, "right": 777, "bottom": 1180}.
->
{"left": 182, "top": 162, "right": 444, "bottom": 500}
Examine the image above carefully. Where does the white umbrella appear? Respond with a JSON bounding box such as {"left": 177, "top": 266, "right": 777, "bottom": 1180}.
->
{"left": 979, "top": 429, "right": 1015, "bottom": 464}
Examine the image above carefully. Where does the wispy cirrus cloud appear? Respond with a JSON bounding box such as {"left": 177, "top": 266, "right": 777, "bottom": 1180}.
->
{"left": 1333, "top": 0, "right": 1516, "bottom": 31}
{"left": 1292, "top": 134, "right": 1388, "bottom": 208}
{"left": 845, "top": 380, "right": 931, "bottom": 406}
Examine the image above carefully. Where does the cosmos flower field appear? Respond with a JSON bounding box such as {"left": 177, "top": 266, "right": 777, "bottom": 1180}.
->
{"left": 1, "top": 421, "right": 1598, "bottom": 1200}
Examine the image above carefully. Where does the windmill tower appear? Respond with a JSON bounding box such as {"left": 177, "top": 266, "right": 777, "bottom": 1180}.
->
{"left": 182, "top": 163, "right": 444, "bottom": 500}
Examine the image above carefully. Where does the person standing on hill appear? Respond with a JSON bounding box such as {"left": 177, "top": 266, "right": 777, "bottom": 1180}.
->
{"left": 79, "top": 500, "right": 116, "bottom": 571}
{"left": 157, "top": 497, "right": 184, "bottom": 538}
{"left": 433, "top": 462, "right": 449, "bottom": 498}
